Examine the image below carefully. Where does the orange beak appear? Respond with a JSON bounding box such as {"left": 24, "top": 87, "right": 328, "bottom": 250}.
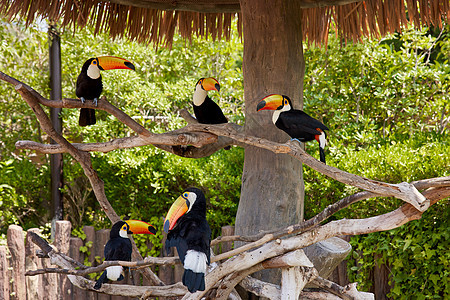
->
{"left": 256, "top": 94, "right": 284, "bottom": 111}
{"left": 96, "top": 56, "right": 135, "bottom": 71}
{"left": 163, "top": 194, "right": 190, "bottom": 233}
{"left": 201, "top": 77, "right": 220, "bottom": 92}
{"left": 125, "top": 220, "right": 156, "bottom": 234}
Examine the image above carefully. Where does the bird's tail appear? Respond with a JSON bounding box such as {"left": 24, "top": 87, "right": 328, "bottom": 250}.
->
{"left": 79, "top": 108, "right": 96, "bottom": 126}
{"left": 182, "top": 250, "right": 208, "bottom": 293}
{"left": 94, "top": 271, "right": 108, "bottom": 290}
{"left": 319, "top": 147, "right": 326, "bottom": 164}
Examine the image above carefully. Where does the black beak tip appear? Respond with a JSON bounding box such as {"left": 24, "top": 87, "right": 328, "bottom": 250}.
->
{"left": 148, "top": 226, "right": 157, "bottom": 235}
{"left": 256, "top": 101, "right": 265, "bottom": 112}
{"left": 125, "top": 61, "right": 136, "bottom": 71}
{"left": 163, "top": 220, "right": 170, "bottom": 233}
{"left": 215, "top": 83, "right": 220, "bottom": 92}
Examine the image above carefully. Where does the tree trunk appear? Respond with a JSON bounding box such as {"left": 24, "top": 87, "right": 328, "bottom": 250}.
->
{"left": 236, "top": 0, "right": 305, "bottom": 282}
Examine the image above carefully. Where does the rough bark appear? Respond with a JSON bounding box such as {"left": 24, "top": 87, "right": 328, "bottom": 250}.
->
{"left": 237, "top": 0, "right": 305, "bottom": 283}
{"left": 0, "top": 246, "right": 9, "bottom": 300}
{"left": 7, "top": 225, "right": 26, "bottom": 300}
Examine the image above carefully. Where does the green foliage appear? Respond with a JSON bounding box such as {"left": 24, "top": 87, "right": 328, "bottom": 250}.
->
{"left": 348, "top": 204, "right": 449, "bottom": 298}
{"left": 303, "top": 26, "right": 450, "bottom": 298}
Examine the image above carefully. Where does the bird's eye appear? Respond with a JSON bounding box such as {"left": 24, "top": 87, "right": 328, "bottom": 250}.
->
{"left": 183, "top": 192, "right": 189, "bottom": 198}
{"left": 122, "top": 225, "right": 127, "bottom": 230}
{"left": 93, "top": 61, "right": 97, "bottom": 65}
{"left": 284, "top": 100, "right": 288, "bottom": 105}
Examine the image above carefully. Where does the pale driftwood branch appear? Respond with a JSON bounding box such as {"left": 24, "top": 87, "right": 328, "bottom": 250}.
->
{"left": 28, "top": 231, "right": 188, "bottom": 296}
{"left": 211, "top": 183, "right": 448, "bottom": 263}
{"left": 213, "top": 249, "right": 314, "bottom": 300}
{"left": 211, "top": 175, "right": 450, "bottom": 247}
{"left": 281, "top": 266, "right": 318, "bottom": 299}
{"left": 15, "top": 131, "right": 218, "bottom": 153}
{"left": 185, "top": 123, "right": 430, "bottom": 211}
{"left": 313, "top": 276, "right": 374, "bottom": 300}
{"left": 239, "top": 276, "right": 281, "bottom": 299}
{"left": 26, "top": 256, "right": 180, "bottom": 276}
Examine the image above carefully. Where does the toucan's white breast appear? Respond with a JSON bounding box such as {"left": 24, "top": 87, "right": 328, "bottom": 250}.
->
{"left": 272, "top": 110, "right": 281, "bottom": 124}
{"left": 87, "top": 65, "right": 101, "bottom": 79}
{"left": 193, "top": 85, "right": 207, "bottom": 106}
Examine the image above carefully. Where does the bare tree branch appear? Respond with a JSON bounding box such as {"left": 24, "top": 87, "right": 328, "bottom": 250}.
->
{"left": 0, "top": 72, "right": 163, "bottom": 285}
{"left": 211, "top": 176, "right": 450, "bottom": 246}
{"left": 184, "top": 123, "right": 430, "bottom": 211}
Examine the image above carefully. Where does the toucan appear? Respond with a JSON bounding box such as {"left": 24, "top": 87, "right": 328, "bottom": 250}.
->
{"left": 76, "top": 56, "right": 135, "bottom": 127}
{"left": 93, "top": 220, "right": 156, "bottom": 290}
{"left": 164, "top": 187, "right": 211, "bottom": 293}
{"left": 256, "top": 94, "right": 329, "bottom": 164}
{"left": 192, "top": 77, "right": 227, "bottom": 124}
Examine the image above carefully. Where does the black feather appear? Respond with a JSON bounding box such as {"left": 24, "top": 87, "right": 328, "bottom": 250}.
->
{"left": 165, "top": 188, "right": 211, "bottom": 293}
{"left": 93, "top": 221, "right": 132, "bottom": 289}
{"left": 193, "top": 95, "right": 228, "bottom": 124}
{"left": 76, "top": 58, "right": 102, "bottom": 127}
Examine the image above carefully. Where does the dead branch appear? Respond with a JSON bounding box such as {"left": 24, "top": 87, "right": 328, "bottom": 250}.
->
{"left": 0, "top": 72, "right": 163, "bottom": 285}
{"left": 185, "top": 123, "right": 430, "bottom": 211}
{"left": 25, "top": 256, "right": 180, "bottom": 276}
{"left": 211, "top": 176, "right": 450, "bottom": 246}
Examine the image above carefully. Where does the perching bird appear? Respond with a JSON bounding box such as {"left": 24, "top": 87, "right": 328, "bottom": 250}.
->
{"left": 257, "top": 94, "right": 329, "bottom": 164}
{"left": 164, "top": 187, "right": 211, "bottom": 293}
{"left": 192, "top": 77, "right": 227, "bottom": 124}
{"left": 94, "top": 220, "right": 156, "bottom": 290}
{"left": 76, "top": 56, "right": 135, "bottom": 127}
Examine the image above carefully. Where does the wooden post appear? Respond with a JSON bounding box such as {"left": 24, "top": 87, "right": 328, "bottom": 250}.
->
{"left": 25, "top": 228, "right": 44, "bottom": 300}
{"left": 0, "top": 246, "right": 9, "bottom": 300}
{"left": 158, "top": 230, "right": 174, "bottom": 285}
{"left": 221, "top": 226, "right": 235, "bottom": 253}
{"left": 70, "top": 237, "right": 86, "bottom": 300}
{"left": 54, "top": 221, "right": 72, "bottom": 300}
{"left": 83, "top": 225, "right": 97, "bottom": 300}
{"left": 374, "top": 253, "right": 392, "bottom": 299}
{"left": 41, "top": 255, "right": 58, "bottom": 299}
{"left": 96, "top": 229, "right": 111, "bottom": 300}
{"left": 7, "top": 225, "right": 26, "bottom": 300}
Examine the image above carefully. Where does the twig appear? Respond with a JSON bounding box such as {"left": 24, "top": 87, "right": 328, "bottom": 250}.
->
{"left": 26, "top": 256, "right": 180, "bottom": 276}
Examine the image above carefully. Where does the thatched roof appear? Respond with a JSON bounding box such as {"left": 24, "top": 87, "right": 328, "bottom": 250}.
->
{"left": 1, "top": 0, "right": 449, "bottom": 46}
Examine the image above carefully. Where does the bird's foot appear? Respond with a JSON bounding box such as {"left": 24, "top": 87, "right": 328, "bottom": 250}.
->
{"left": 93, "top": 98, "right": 98, "bottom": 106}
{"left": 80, "top": 97, "right": 86, "bottom": 104}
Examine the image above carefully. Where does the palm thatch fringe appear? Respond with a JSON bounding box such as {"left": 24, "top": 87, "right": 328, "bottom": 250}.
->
{"left": 0, "top": 0, "right": 448, "bottom": 46}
